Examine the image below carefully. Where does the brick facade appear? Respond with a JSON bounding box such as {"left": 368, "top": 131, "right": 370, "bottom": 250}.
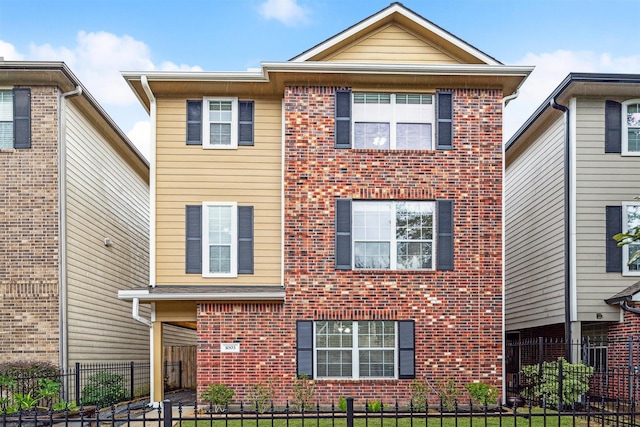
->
{"left": 196, "top": 86, "right": 505, "bottom": 404}
{"left": 0, "top": 85, "right": 60, "bottom": 364}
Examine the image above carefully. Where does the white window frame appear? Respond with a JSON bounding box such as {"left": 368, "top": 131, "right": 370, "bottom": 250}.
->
{"left": 352, "top": 93, "right": 434, "bottom": 150}
{"left": 203, "top": 97, "right": 238, "bottom": 149}
{"left": 313, "top": 320, "right": 398, "bottom": 380}
{"left": 622, "top": 202, "right": 640, "bottom": 276}
{"left": 352, "top": 201, "right": 435, "bottom": 270}
{"left": 622, "top": 99, "right": 640, "bottom": 156}
{"left": 202, "top": 201, "right": 237, "bottom": 278}
{"left": 0, "top": 89, "right": 13, "bottom": 149}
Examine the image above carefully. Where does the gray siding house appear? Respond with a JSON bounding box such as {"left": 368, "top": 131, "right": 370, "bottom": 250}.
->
{"left": 505, "top": 73, "right": 640, "bottom": 375}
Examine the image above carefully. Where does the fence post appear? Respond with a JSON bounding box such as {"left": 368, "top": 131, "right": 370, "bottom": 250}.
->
{"left": 163, "top": 400, "right": 173, "bottom": 427}
{"left": 75, "top": 362, "right": 80, "bottom": 407}
{"left": 130, "top": 362, "right": 135, "bottom": 401}
{"left": 178, "top": 361, "right": 183, "bottom": 389}
{"left": 538, "top": 337, "right": 544, "bottom": 406}
{"left": 346, "top": 397, "right": 354, "bottom": 427}
{"left": 557, "top": 358, "right": 563, "bottom": 412}
{"left": 629, "top": 337, "right": 634, "bottom": 404}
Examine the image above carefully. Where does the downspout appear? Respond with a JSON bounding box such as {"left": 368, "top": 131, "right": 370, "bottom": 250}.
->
{"left": 501, "top": 89, "right": 519, "bottom": 404}
{"left": 140, "top": 75, "right": 157, "bottom": 404}
{"left": 59, "top": 85, "right": 82, "bottom": 374}
{"left": 621, "top": 300, "right": 640, "bottom": 316}
{"left": 132, "top": 297, "right": 152, "bottom": 327}
{"left": 550, "top": 96, "right": 572, "bottom": 362}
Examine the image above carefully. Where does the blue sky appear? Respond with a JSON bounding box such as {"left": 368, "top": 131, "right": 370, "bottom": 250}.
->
{"left": 1, "top": 0, "right": 638, "bottom": 159}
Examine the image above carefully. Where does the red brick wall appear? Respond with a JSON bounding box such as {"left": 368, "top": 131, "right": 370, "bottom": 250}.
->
{"left": 0, "top": 86, "right": 60, "bottom": 364}
{"left": 196, "top": 86, "right": 504, "bottom": 405}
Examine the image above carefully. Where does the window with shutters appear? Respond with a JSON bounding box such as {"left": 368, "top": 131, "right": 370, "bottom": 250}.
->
{"left": 352, "top": 93, "right": 433, "bottom": 150}
{"left": 203, "top": 202, "right": 237, "bottom": 277}
{"left": 623, "top": 202, "right": 640, "bottom": 275}
{"left": 623, "top": 100, "right": 640, "bottom": 155}
{"left": 203, "top": 97, "right": 238, "bottom": 148}
{"left": 315, "top": 320, "right": 396, "bottom": 379}
{"left": 353, "top": 201, "right": 434, "bottom": 270}
{"left": 0, "top": 90, "right": 13, "bottom": 149}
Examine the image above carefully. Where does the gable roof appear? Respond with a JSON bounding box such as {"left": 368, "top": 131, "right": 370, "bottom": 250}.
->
{"left": 291, "top": 2, "right": 501, "bottom": 65}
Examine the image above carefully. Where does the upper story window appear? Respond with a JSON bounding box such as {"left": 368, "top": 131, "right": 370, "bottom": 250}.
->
{"left": 352, "top": 93, "right": 433, "bottom": 150}
{"left": 186, "top": 98, "right": 254, "bottom": 148}
{"left": 0, "top": 88, "right": 31, "bottom": 149}
{"left": 0, "top": 90, "right": 14, "bottom": 149}
{"left": 622, "top": 202, "right": 640, "bottom": 275}
{"left": 185, "top": 203, "right": 254, "bottom": 277}
{"left": 353, "top": 201, "right": 434, "bottom": 270}
{"left": 623, "top": 100, "right": 640, "bottom": 155}
{"left": 335, "top": 90, "right": 453, "bottom": 151}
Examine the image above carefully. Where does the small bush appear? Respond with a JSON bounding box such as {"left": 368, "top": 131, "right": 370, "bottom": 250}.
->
{"left": 81, "top": 371, "right": 128, "bottom": 407}
{"left": 521, "top": 358, "right": 594, "bottom": 407}
{"left": 367, "top": 400, "right": 382, "bottom": 412}
{"left": 409, "top": 379, "right": 429, "bottom": 411}
{"left": 465, "top": 382, "right": 498, "bottom": 406}
{"left": 0, "top": 361, "right": 59, "bottom": 398}
{"left": 435, "top": 378, "right": 460, "bottom": 412}
{"left": 201, "top": 383, "right": 234, "bottom": 412}
{"left": 338, "top": 396, "right": 347, "bottom": 412}
{"left": 245, "top": 379, "right": 275, "bottom": 413}
{"left": 292, "top": 373, "right": 315, "bottom": 411}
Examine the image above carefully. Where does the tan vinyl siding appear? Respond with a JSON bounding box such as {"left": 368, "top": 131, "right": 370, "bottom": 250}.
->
{"left": 505, "top": 117, "right": 566, "bottom": 330}
{"left": 64, "top": 102, "right": 150, "bottom": 366}
{"left": 155, "top": 97, "right": 282, "bottom": 286}
{"left": 163, "top": 324, "right": 196, "bottom": 346}
{"left": 574, "top": 98, "right": 640, "bottom": 322}
{"left": 324, "top": 24, "right": 461, "bottom": 64}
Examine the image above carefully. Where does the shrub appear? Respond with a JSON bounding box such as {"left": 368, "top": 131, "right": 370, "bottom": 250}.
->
{"left": 245, "top": 379, "right": 275, "bottom": 413}
{"left": 435, "top": 378, "right": 460, "bottom": 412}
{"left": 81, "top": 371, "right": 128, "bottom": 407}
{"left": 367, "top": 400, "right": 382, "bottom": 412}
{"left": 409, "top": 378, "right": 429, "bottom": 411}
{"left": 0, "top": 361, "right": 59, "bottom": 398}
{"left": 292, "top": 373, "right": 315, "bottom": 411}
{"left": 465, "top": 382, "right": 498, "bottom": 406}
{"left": 338, "top": 396, "right": 347, "bottom": 412}
{"left": 521, "top": 358, "right": 594, "bottom": 407}
{"left": 201, "top": 383, "right": 234, "bottom": 412}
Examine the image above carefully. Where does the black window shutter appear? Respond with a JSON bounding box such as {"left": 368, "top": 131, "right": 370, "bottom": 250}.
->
{"left": 335, "top": 199, "right": 352, "bottom": 269}
{"left": 238, "top": 206, "right": 254, "bottom": 274}
{"left": 13, "top": 88, "right": 31, "bottom": 149}
{"left": 605, "top": 100, "right": 622, "bottom": 153}
{"left": 436, "top": 200, "right": 454, "bottom": 270}
{"left": 398, "top": 320, "right": 415, "bottom": 379}
{"left": 606, "top": 205, "right": 622, "bottom": 272}
{"left": 335, "top": 90, "right": 351, "bottom": 148}
{"left": 186, "top": 100, "right": 203, "bottom": 146}
{"left": 185, "top": 205, "right": 202, "bottom": 274}
{"left": 436, "top": 91, "right": 453, "bottom": 150}
{"left": 296, "top": 320, "right": 314, "bottom": 378}
{"left": 238, "top": 101, "right": 254, "bottom": 146}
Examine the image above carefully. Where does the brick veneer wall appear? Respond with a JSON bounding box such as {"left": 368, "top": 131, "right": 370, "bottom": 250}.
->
{"left": 196, "top": 86, "right": 504, "bottom": 405}
{"left": 0, "top": 86, "right": 60, "bottom": 364}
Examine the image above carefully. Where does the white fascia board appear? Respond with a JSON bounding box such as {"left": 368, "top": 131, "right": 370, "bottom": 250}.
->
{"left": 290, "top": 4, "right": 501, "bottom": 65}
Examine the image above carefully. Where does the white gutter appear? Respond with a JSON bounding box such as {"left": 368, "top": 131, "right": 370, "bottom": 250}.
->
{"left": 58, "top": 85, "right": 82, "bottom": 374}
{"left": 132, "top": 297, "right": 152, "bottom": 327}
{"left": 119, "top": 289, "right": 286, "bottom": 302}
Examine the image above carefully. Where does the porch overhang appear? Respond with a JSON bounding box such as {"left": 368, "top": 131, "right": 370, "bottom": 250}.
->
{"left": 604, "top": 280, "right": 640, "bottom": 305}
{"left": 118, "top": 285, "right": 286, "bottom": 302}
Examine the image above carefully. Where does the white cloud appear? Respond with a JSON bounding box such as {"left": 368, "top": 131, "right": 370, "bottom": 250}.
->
{"left": 0, "top": 32, "right": 203, "bottom": 160}
{"left": 0, "top": 40, "right": 23, "bottom": 60}
{"left": 258, "top": 0, "right": 309, "bottom": 27}
{"left": 504, "top": 50, "right": 640, "bottom": 141}
{"left": 127, "top": 120, "right": 151, "bottom": 160}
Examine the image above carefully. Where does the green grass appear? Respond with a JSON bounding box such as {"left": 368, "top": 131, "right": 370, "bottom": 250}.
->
{"left": 179, "top": 408, "right": 590, "bottom": 427}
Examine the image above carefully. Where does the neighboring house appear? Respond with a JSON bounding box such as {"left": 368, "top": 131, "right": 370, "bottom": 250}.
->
{"left": 504, "top": 73, "right": 640, "bottom": 373}
{"left": 119, "top": 3, "right": 531, "bottom": 404}
{"left": 0, "top": 61, "right": 154, "bottom": 371}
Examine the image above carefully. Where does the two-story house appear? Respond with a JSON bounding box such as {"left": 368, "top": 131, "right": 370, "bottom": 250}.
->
{"left": 0, "top": 61, "right": 155, "bottom": 371}
{"left": 505, "top": 73, "right": 640, "bottom": 377}
{"left": 120, "top": 3, "right": 532, "bottom": 404}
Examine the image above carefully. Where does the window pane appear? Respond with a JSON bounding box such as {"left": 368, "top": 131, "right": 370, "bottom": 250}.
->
{"left": 354, "top": 93, "right": 391, "bottom": 104}
{"left": 397, "top": 242, "right": 432, "bottom": 269}
{"left": 209, "top": 100, "right": 233, "bottom": 121}
{"left": 353, "top": 202, "right": 392, "bottom": 240}
{"left": 628, "top": 104, "right": 640, "bottom": 152}
{"left": 355, "top": 242, "right": 390, "bottom": 269}
{"left": 209, "top": 246, "right": 231, "bottom": 273}
{"left": 0, "top": 91, "right": 13, "bottom": 121}
{"left": 359, "top": 350, "right": 394, "bottom": 377}
{"left": 396, "top": 123, "right": 432, "bottom": 150}
{"left": 210, "top": 123, "right": 231, "bottom": 145}
{"left": 0, "top": 122, "right": 13, "bottom": 149}
{"left": 396, "top": 202, "right": 433, "bottom": 240}
{"left": 316, "top": 321, "right": 353, "bottom": 348}
{"left": 358, "top": 321, "right": 395, "bottom": 348}
{"left": 354, "top": 123, "right": 390, "bottom": 149}
{"left": 395, "top": 94, "right": 432, "bottom": 105}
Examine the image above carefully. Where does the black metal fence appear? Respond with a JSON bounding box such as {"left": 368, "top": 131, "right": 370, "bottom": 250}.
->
{"left": 2, "top": 397, "right": 639, "bottom": 427}
{"left": 0, "top": 361, "right": 184, "bottom": 409}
